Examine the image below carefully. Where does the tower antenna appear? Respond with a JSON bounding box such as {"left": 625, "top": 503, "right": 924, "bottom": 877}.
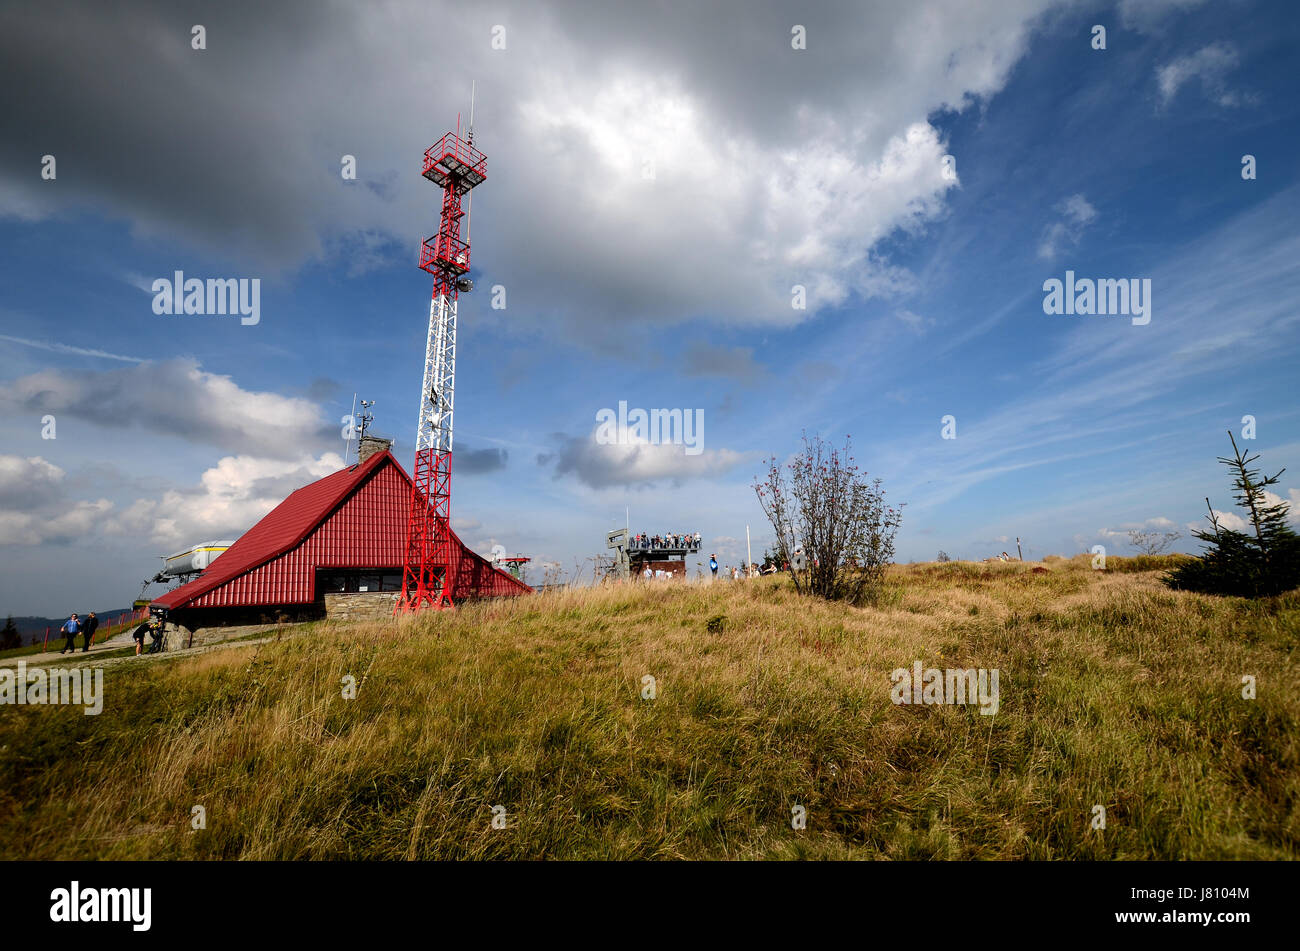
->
{"left": 468, "top": 80, "right": 476, "bottom": 141}
{"left": 358, "top": 399, "right": 374, "bottom": 440}
{"left": 466, "top": 81, "right": 477, "bottom": 245}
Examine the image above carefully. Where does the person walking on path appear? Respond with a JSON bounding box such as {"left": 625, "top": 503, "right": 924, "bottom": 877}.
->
{"left": 709, "top": 554, "right": 718, "bottom": 579}
{"left": 81, "top": 612, "right": 98, "bottom": 653}
{"left": 59, "top": 614, "right": 81, "bottom": 654}
{"left": 131, "top": 619, "right": 149, "bottom": 656}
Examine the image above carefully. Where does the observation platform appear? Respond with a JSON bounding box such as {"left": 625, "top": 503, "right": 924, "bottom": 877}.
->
{"left": 423, "top": 132, "right": 486, "bottom": 195}
{"left": 626, "top": 535, "right": 701, "bottom": 556}
{"left": 605, "top": 529, "right": 701, "bottom": 581}
{"left": 419, "top": 233, "right": 470, "bottom": 275}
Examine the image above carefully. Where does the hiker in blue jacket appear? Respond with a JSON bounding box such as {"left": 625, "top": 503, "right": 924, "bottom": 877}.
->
{"left": 59, "top": 613, "right": 81, "bottom": 655}
{"left": 709, "top": 554, "right": 718, "bottom": 579}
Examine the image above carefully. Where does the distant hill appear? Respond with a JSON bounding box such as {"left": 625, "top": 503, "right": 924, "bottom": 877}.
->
{"left": 6, "top": 609, "right": 134, "bottom": 643}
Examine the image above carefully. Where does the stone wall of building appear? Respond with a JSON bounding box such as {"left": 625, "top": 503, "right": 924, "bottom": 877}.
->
{"left": 357, "top": 435, "right": 393, "bottom": 464}
{"left": 324, "top": 591, "right": 400, "bottom": 621}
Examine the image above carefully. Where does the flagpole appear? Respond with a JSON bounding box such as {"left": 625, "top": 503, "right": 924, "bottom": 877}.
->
{"left": 344, "top": 392, "right": 356, "bottom": 463}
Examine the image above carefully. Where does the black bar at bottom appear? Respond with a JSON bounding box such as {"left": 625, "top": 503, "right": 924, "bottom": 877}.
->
{"left": 2, "top": 860, "right": 1289, "bottom": 939}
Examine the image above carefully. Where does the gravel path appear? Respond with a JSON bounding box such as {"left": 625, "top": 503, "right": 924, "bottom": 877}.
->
{"left": 0, "top": 624, "right": 304, "bottom": 670}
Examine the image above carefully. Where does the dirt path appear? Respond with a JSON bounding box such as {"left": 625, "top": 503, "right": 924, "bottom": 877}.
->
{"left": 0, "top": 624, "right": 304, "bottom": 670}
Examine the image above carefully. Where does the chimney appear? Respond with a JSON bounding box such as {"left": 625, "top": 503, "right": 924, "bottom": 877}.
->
{"left": 357, "top": 435, "right": 392, "bottom": 464}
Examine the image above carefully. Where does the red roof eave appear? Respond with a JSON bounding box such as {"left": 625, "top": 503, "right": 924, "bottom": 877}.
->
{"left": 152, "top": 449, "right": 532, "bottom": 611}
{"left": 152, "top": 450, "right": 393, "bottom": 611}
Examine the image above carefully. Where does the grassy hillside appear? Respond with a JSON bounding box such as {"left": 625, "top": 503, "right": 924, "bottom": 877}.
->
{"left": 1, "top": 556, "right": 1296, "bottom": 859}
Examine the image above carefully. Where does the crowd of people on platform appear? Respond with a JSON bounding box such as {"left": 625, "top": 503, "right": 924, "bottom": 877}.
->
{"left": 631, "top": 531, "right": 701, "bottom": 550}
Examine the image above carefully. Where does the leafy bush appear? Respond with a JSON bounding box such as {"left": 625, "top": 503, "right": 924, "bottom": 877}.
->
{"left": 753, "top": 433, "right": 902, "bottom": 605}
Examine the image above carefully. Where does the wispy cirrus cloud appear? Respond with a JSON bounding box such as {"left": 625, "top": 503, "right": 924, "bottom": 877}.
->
{"left": 0, "top": 332, "right": 145, "bottom": 364}
{"left": 883, "top": 186, "right": 1300, "bottom": 518}
{"left": 1037, "top": 194, "right": 1097, "bottom": 260}
{"left": 1119, "top": 0, "right": 1210, "bottom": 33}
{"left": 1156, "top": 42, "right": 1251, "bottom": 109}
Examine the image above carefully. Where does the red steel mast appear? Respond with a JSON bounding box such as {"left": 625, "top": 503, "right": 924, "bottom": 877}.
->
{"left": 397, "top": 123, "right": 486, "bottom": 612}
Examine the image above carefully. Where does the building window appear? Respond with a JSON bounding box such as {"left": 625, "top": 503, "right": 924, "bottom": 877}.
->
{"left": 318, "top": 569, "right": 403, "bottom": 595}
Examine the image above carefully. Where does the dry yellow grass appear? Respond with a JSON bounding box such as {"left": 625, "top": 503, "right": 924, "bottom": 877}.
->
{"left": 1, "top": 556, "right": 1295, "bottom": 859}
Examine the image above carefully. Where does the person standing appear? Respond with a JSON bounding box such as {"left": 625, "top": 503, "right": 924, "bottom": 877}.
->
{"left": 147, "top": 617, "right": 165, "bottom": 654}
{"left": 59, "top": 613, "right": 81, "bottom": 655}
{"left": 709, "top": 554, "right": 718, "bottom": 579}
{"left": 81, "top": 611, "right": 98, "bottom": 653}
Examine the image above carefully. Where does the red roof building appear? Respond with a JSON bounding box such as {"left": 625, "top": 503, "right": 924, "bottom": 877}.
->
{"left": 152, "top": 450, "right": 530, "bottom": 629}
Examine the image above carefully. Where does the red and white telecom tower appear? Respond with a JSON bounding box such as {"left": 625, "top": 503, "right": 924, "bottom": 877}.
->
{"left": 398, "top": 116, "right": 486, "bottom": 612}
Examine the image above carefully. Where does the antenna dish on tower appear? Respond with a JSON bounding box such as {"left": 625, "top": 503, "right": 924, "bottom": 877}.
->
{"left": 358, "top": 399, "right": 374, "bottom": 440}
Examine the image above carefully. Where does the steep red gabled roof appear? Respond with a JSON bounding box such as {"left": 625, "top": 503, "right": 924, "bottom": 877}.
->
{"left": 153, "top": 450, "right": 393, "bottom": 610}
{"left": 153, "top": 450, "right": 531, "bottom": 611}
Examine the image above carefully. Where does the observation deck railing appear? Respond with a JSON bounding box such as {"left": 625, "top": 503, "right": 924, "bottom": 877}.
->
{"left": 626, "top": 536, "right": 701, "bottom": 553}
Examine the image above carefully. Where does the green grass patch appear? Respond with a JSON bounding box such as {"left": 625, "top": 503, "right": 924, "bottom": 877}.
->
{"left": 0, "top": 562, "right": 1295, "bottom": 860}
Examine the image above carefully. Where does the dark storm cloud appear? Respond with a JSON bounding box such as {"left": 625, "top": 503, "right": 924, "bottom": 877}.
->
{"left": 244, "top": 466, "right": 344, "bottom": 501}
{"left": 0, "top": 0, "right": 359, "bottom": 271}
{"left": 0, "top": 0, "right": 1062, "bottom": 332}
{"left": 538, "top": 431, "right": 745, "bottom": 489}
{"left": 0, "top": 357, "right": 333, "bottom": 459}
{"left": 455, "top": 445, "right": 508, "bottom": 474}
{"left": 305, "top": 377, "right": 342, "bottom": 401}
{"left": 682, "top": 342, "right": 767, "bottom": 385}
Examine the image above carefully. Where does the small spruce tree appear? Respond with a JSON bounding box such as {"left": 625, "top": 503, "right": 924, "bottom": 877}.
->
{"left": 1165, "top": 431, "right": 1300, "bottom": 597}
{"left": 1, "top": 616, "right": 20, "bottom": 651}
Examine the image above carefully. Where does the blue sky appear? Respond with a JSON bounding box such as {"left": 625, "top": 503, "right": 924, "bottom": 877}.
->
{"left": 2, "top": 0, "right": 1298, "bottom": 615}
